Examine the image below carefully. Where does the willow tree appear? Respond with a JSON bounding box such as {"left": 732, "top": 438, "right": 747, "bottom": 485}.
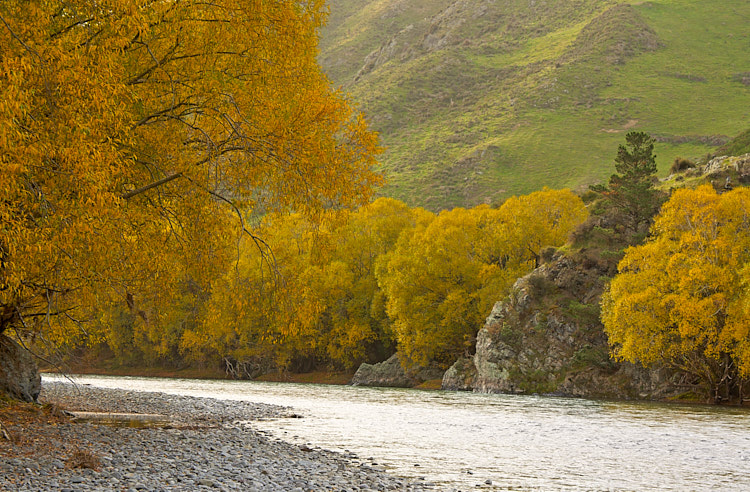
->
{"left": 377, "top": 189, "right": 588, "bottom": 367}
{"left": 0, "top": 1, "right": 382, "bottom": 348}
{"left": 602, "top": 185, "right": 750, "bottom": 401}
{"left": 189, "top": 198, "right": 431, "bottom": 374}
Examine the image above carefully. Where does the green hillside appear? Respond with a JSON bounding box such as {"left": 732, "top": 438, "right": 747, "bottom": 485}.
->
{"left": 319, "top": 0, "right": 750, "bottom": 210}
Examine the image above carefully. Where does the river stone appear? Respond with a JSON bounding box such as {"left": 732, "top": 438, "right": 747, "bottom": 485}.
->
{"left": 351, "top": 354, "right": 412, "bottom": 388}
{"left": 351, "top": 353, "right": 442, "bottom": 388}
{"left": 0, "top": 333, "right": 41, "bottom": 402}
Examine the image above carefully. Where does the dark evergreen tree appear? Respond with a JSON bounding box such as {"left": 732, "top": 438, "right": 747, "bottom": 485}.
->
{"left": 593, "top": 132, "right": 664, "bottom": 234}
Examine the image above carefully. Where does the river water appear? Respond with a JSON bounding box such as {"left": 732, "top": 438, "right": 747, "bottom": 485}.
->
{"left": 44, "top": 374, "right": 750, "bottom": 491}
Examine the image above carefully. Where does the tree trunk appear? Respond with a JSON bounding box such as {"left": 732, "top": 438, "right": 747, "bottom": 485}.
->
{"left": 0, "top": 334, "right": 41, "bottom": 402}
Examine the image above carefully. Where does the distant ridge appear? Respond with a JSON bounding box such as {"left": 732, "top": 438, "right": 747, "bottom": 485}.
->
{"left": 319, "top": 0, "right": 750, "bottom": 210}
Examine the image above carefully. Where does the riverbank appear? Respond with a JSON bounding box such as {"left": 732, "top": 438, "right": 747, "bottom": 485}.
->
{"left": 1, "top": 382, "right": 429, "bottom": 491}
{"left": 42, "top": 360, "right": 444, "bottom": 390}
{"left": 42, "top": 363, "right": 355, "bottom": 385}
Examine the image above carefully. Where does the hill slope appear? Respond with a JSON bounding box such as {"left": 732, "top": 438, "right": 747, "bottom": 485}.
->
{"left": 319, "top": 0, "right": 750, "bottom": 210}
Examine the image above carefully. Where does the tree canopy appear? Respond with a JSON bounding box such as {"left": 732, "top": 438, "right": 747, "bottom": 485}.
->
{"left": 83, "top": 189, "right": 586, "bottom": 375}
{"left": 378, "top": 189, "right": 587, "bottom": 367}
{"left": 0, "top": 0, "right": 382, "bottom": 343}
{"left": 182, "top": 198, "right": 431, "bottom": 374}
{"left": 602, "top": 185, "right": 750, "bottom": 400}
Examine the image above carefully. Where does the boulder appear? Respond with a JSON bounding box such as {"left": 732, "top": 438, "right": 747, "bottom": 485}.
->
{"left": 557, "top": 362, "right": 682, "bottom": 400}
{"left": 351, "top": 354, "right": 411, "bottom": 388}
{"left": 702, "top": 153, "right": 750, "bottom": 184}
{"left": 0, "top": 334, "right": 41, "bottom": 402}
{"left": 351, "top": 353, "right": 443, "bottom": 388}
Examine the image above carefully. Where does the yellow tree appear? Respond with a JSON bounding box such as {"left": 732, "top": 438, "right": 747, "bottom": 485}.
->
{"left": 602, "top": 185, "right": 750, "bottom": 401}
{"left": 379, "top": 205, "right": 513, "bottom": 368}
{"left": 322, "top": 198, "right": 433, "bottom": 368}
{"left": 378, "top": 189, "right": 587, "bottom": 368}
{"left": 499, "top": 187, "right": 589, "bottom": 268}
{"left": 183, "top": 212, "right": 328, "bottom": 374}
{"left": 188, "top": 199, "right": 430, "bottom": 373}
{"left": 0, "top": 1, "right": 382, "bottom": 349}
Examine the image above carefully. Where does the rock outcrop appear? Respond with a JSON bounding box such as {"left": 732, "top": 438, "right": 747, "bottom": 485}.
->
{"left": 441, "top": 356, "right": 476, "bottom": 391}
{"left": 702, "top": 152, "right": 750, "bottom": 187}
{"left": 703, "top": 152, "right": 750, "bottom": 176}
{"left": 0, "top": 334, "right": 41, "bottom": 402}
{"left": 351, "top": 353, "right": 443, "bottom": 388}
{"left": 444, "top": 251, "right": 684, "bottom": 400}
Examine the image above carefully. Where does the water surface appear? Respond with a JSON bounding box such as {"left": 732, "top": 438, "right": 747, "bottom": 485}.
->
{"left": 44, "top": 374, "right": 750, "bottom": 491}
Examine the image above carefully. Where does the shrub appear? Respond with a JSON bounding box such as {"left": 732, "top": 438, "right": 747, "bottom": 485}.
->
{"left": 670, "top": 156, "right": 696, "bottom": 174}
{"left": 527, "top": 273, "right": 557, "bottom": 298}
{"left": 571, "top": 345, "right": 615, "bottom": 371}
{"left": 565, "top": 300, "right": 601, "bottom": 325}
{"left": 540, "top": 246, "right": 557, "bottom": 264}
{"left": 499, "top": 323, "right": 523, "bottom": 346}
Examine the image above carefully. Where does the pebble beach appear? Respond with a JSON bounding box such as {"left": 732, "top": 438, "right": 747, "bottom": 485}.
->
{"left": 1, "top": 381, "right": 429, "bottom": 491}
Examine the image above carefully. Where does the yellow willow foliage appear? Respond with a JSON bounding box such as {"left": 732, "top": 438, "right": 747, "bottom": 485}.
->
{"left": 498, "top": 187, "right": 589, "bottom": 268}
{"left": 189, "top": 199, "right": 430, "bottom": 371}
{"left": 0, "top": 0, "right": 382, "bottom": 343}
{"left": 602, "top": 185, "right": 750, "bottom": 377}
{"left": 185, "top": 212, "right": 322, "bottom": 369}
{"left": 377, "top": 189, "right": 588, "bottom": 368}
{"left": 323, "top": 198, "right": 434, "bottom": 367}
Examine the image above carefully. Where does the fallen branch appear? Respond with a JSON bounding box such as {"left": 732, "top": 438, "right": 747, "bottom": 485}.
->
{"left": 0, "top": 421, "right": 14, "bottom": 442}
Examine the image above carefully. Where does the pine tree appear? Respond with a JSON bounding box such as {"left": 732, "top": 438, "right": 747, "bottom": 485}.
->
{"left": 590, "top": 131, "right": 664, "bottom": 235}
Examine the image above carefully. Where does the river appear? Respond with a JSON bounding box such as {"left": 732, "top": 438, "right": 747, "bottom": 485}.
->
{"left": 43, "top": 374, "right": 750, "bottom": 491}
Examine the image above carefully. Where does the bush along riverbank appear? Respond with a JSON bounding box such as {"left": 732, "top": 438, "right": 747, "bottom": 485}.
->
{"left": 0, "top": 382, "right": 429, "bottom": 491}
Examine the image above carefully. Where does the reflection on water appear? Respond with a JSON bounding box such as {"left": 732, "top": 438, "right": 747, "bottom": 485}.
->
{"left": 44, "top": 374, "right": 750, "bottom": 491}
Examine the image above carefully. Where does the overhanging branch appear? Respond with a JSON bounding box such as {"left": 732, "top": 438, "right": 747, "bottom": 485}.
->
{"left": 122, "top": 172, "right": 183, "bottom": 200}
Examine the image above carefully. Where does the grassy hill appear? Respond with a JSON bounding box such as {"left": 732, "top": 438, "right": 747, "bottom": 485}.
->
{"left": 318, "top": 0, "right": 750, "bottom": 210}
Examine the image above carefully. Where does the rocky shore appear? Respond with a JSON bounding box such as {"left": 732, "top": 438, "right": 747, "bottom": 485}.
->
{"left": 1, "top": 382, "right": 428, "bottom": 491}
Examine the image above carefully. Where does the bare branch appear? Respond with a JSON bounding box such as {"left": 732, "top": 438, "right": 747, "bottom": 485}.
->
{"left": 122, "top": 172, "right": 183, "bottom": 200}
{"left": 49, "top": 17, "right": 95, "bottom": 39}
{"left": 0, "top": 12, "right": 42, "bottom": 60}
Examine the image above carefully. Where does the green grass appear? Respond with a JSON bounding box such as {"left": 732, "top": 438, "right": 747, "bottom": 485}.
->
{"left": 319, "top": 0, "right": 750, "bottom": 210}
{"left": 717, "top": 128, "right": 750, "bottom": 156}
{"left": 472, "top": 19, "right": 589, "bottom": 68}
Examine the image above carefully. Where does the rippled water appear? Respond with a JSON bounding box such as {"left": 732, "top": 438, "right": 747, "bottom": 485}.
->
{"left": 44, "top": 374, "right": 750, "bottom": 491}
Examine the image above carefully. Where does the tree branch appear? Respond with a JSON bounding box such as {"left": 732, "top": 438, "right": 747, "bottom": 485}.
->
{"left": 0, "top": 12, "right": 42, "bottom": 60}
{"left": 122, "top": 173, "right": 183, "bottom": 200}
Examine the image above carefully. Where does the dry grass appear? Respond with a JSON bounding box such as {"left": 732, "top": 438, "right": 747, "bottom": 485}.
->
{"left": 0, "top": 398, "right": 71, "bottom": 459}
{"left": 67, "top": 447, "right": 102, "bottom": 470}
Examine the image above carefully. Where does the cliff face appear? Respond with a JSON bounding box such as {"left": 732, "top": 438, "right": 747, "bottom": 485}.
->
{"left": 444, "top": 251, "right": 683, "bottom": 400}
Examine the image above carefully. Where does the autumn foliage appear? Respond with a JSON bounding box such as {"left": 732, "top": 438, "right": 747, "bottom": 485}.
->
{"left": 379, "top": 189, "right": 588, "bottom": 367}
{"left": 603, "top": 185, "right": 750, "bottom": 400}
{"left": 0, "top": 0, "right": 592, "bottom": 378}
{"left": 172, "top": 191, "right": 586, "bottom": 373}
{"left": 0, "top": 1, "right": 381, "bottom": 345}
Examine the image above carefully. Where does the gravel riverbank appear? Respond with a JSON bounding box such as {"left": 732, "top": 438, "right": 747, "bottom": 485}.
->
{"left": 1, "top": 381, "right": 430, "bottom": 491}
